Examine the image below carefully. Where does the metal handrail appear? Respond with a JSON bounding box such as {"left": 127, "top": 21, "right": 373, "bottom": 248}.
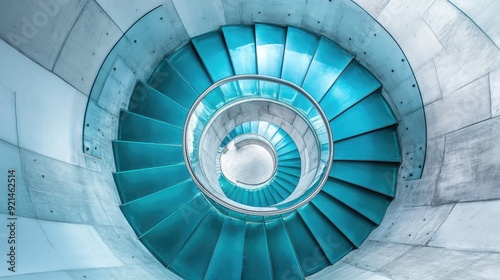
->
{"left": 182, "top": 74, "right": 334, "bottom": 215}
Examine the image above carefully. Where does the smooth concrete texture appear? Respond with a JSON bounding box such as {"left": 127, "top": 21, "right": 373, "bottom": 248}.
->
{"left": 0, "top": 0, "right": 500, "bottom": 279}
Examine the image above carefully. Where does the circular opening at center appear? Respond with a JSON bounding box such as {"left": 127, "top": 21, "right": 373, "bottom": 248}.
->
{"left": 220, "top": 138, "right": 277, "bottom": 189}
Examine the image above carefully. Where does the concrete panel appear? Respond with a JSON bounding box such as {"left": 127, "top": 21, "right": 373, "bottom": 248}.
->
{"left": 352, "top": 0, "right": 389, "bottom": 18}
{"left": 397, "top": 19, "right": 444, "bottom": 71}
{"left": 0, "top": 215, "right": 122, "bottom": 277}
{"left": 0, "top": 39, "right": 87, "bottom": 167}
{"left": 53, "top": 0, "right": 122, "bottom": 95}
{"left": 377, "top": 0, "right": 436, "bottom": 40}
{"left": 0, "top": 85, "right": 18, "bottom": 145}
{"left": 0, "top": 0, "right": 86, "bottom": 70}
{"left": 379, "top": 246, "right": 500, "bottom": 280}
{"left": 395, "top": 136, "right": 445, "bottom": 207}
{"left": 424, "top": 0, "right": 500, "bottom": 95}
{"left": 172, "top": 0, "right": 226, "bottom": 37}
{"left": 414, "top": 60, "right": 442, "bottom": 105}
{"left": 342, "top": 240, "right": 413, "bottom": 271}
{"left": 96, "top": 0, "right": 163, "bottom": 32}
{"left": 369, "top": 204, "right": 454, "bottom": 245}
{"left": 451, "top": 0, "right": 500, "bottom": 48}
{"left": 429, "top": 200, "right": 500, "bottom": 252}
{"left": 425, "top": 75, "right": 491, "bottom": 139}
{"left": 308, "top": 261, "right": 391, "bottom": 280}
{"left": 1, "top": 271, "right": 73, "bottom": 280}
{"left": 0, "top": 141, "right": 35, "bottom": 218}
{"left": 491, "top": 68, "right": 500, "bottom": 118}
{"left": 20, "top": 149, "right": 110, "bottom": 225}
{"left": 222, "top": 0, "right": 306, "bottom": 27}
{"left": 66, "top": 264, "right": 178, "bottom": 280}
{"left": 436, "top": 117, "right": 500, "bottom": 203}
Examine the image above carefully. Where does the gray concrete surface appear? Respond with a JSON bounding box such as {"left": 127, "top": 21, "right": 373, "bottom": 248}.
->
{"left": 0, "top": 0, "right": 499, "bottom": 279}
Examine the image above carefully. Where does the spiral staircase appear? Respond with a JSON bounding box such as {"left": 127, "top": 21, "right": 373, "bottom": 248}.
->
{"left": 111, "top": 24, "right": 401, "bottom": 280}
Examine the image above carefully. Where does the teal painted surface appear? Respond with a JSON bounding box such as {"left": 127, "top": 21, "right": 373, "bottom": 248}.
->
{"left": 147, "top": 60, "right": 199, "bottom": 109}
{"left": 113, "top": 164, "right": 190, "bottom": 203}
{"left": 320, "top": 61, "right": 381, "bottom": 120}
{"left": 334, "top": 127, "right": 401, "bottom": 162}
{"left": 302, "top": 37, "right": 354, "bottom": 102}
{"left": 108, "top": 24, "right": 411, "bottom": 280}
{"left": 330, "top": 92, "right": 397, "bottom": 141}
{"left": 168, "top": 44, "right": 212, "bottom": 94}
{"left": 128, "top": 81, "right": 187, "bottom": 128}
{"left": 112, "top": 141, "right": 183, "bottom": 171}
{"left": 118, "top": 111, "right": 183, "bottom": 144}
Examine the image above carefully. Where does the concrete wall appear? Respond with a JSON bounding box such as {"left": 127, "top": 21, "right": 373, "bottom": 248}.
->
{"left": 0, "top": 0, "right": 499, "bottom": 279}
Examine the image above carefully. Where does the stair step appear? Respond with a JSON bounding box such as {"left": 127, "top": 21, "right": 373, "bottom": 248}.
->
{"left": 118, "top": 111, "right": 182, "bottom": 144}
{"left": 120, "top": 180, "right": 198, "bottom": 236}
{"left": 298, "top": 203, "right": 354, "bottom": 264}
{"left": 222, "top": 25, "right": 257, "bottom": 74}
{"left": 266, "top": 218, "right": 304, "bottom": 279}
{"left": 330, "top": 91, "right": 397, "bottom": 141}
{"left": 113, "top": 163, "right": 190, "bottom": 203}
{"left": 313, "top": 192, "right": 375, "bottom": 247}
{"left": 322, "top": 178, "right": 392, "bottom": 225}
{"left": 320, "top": 61, "right": 381, "bottom": 120}
{"left": 205, "top": 218, "right": 246, "bottom": 279}
{"left": 128, "top": 81, "right": 188, "bottom": 128}
{"left": 168, "top": 44, "right": 212, "bottom": 94}
{"left": 169, "top": 209, "right": 225, "bottom": 280}
{"left": 334, "top": 127, "right": 401, "bottom": 162}
{"left": 281, "top": 26, "right": 320, "bottom": 86}
{"left": 302, "top": 37, "right": 354, "bottom": 102}
{"left": 147, "top": 59, "right": 199, "bottom": 109}
{"left": 140, "top": 195, "right": 211, "bottom": 266}
{"left": 242, "top": 222, "right": 273, "bottom": 280}
{"left": 112, "top": 141, "right": 183, "bottom": 172}
{"left": 283, "top": 213, "right": 330, "bottom": 276}
{"left": 330, "top": 161, "right": 398, "bottom": 197}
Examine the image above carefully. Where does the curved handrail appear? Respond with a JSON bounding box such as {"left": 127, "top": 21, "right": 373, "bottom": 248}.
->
{"left": 183, "top": 74, "right": 334, "bottom": 215}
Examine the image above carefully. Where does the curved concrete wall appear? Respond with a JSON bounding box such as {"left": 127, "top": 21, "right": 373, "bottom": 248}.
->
{"left": 0, "top": 0, "right": 499, "bottom": 279}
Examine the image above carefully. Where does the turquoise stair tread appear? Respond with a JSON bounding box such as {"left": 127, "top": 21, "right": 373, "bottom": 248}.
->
{"left": 320, "top": 61, "right": 382, "bottom": 120}
{"left": 322, "top": 178, "right": 392, "bottom": 225}
{"left": 120, "top": 180, "right": 198, "bottom": 236}
{"left": 255, "top": 23, "right": 286, "bottom": 78}
{"left": 169, "top": 209, "right": 224, "bottom": 280}
{"left": 298, "top": 204, "right": 354, "bottom": 263}
{"left": 222, "top": 25, "right": 257, "bottom": 74}
{"left": 128, "top": 81, "right": 188, "bottom": 127}
{"left": 192, "top": 31, "right": 235, "bottom": 82}
{"left": 334, "top": 127, "right": 401, "bottom": 162}
{"left": 113, "top": 163, "right": 190, "bottom": 203}
{"left": 205, "top": 218, "right": 246, "bottom": 280}
{"left": 118, "top": 111, "right": 183, "bottom": 144}
{"left": 112, "top": 141, "right": 183, "bottom": 171}
{"left": 330, "top": 91, "right": 397, "bottom": 141}
{"left": 269, "top": 180, "right": 292, "bottom": 199}
{"left": 302, "top": 37, "right": 354, "bottom": 102}
{"left": 147, "top": 60, "right": 199, "bottom": 109}
{"left": 266, "top": 218, "right": 304, "bottom": 279}
{"left": 283, "top": 213, "right": 330, "bottom": 276}
{"left": 313, "top": 192, "right": 375, "bottom": 247}
{"left": 168, "top": 44, "right": 212, "bottom": 94}
{"left": 242, "top": 222, "right": 273, "bottom": 280}
{"left": 330, "top": 161, "right": 398, "bottom": 197}
{"left": 279, "top": 157, "right": 301, "bottom": 168}
{"left": 141, "top": 195, "right": 211, "bottom": 266}
{"left": 281, "top": 26, "right": 320, "bottom": 86}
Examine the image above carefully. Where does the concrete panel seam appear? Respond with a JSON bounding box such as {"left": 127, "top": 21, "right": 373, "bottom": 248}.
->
{"left": 447, "top": 0, "right": 500, "bottom": 50}
{"left": 424, "top": 203, "right": 455, "bottom": 246}
{"left": 51, "top": 0, "right": 90, "bottom": 72}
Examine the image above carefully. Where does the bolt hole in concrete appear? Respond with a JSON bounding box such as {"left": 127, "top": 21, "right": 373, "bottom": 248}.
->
{"left": 220, "top": 139, "right": 277, "bottom": 189}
